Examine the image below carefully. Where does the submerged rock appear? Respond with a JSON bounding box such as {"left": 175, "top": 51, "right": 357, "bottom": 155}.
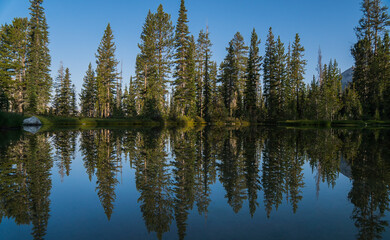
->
{"left": 23, "top": 116, "right": 42, "bottom": 126}
{"left": 23, "top": 125, "right": 41, "bottom": 134}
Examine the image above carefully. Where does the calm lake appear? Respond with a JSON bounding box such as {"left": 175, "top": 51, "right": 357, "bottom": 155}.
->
{"left": 0, "top": 127, "right": 389, "bottom": 240}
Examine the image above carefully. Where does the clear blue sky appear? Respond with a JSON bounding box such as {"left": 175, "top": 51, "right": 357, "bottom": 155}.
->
{"left": 1, "top": 0, "right": 389, "bottom": 94}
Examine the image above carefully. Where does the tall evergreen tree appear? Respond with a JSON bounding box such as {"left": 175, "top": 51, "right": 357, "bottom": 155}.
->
{"left": 274, "top": 36, "right": 288, "bottom": 118}
{"left": 231, "top": 32, "right": 248, "bottom": 118}
{"left": 321, "top": 60, "right": 343, "bottom": 120}
{"left": 80, "top": 63, "right": 97, "bottom": 117}
{"left": 244, "top": 29, "right": 262, "bottom": 121}
{"left": 0, "top": 18, "right": 29, "bottom": 113}
{"left": 52, "top": 63, "right": 64, "bottom": 115}
{"left": 155, "top": 5, "right": 174, "bottom": 116}
{"left": 263, "top": 28, "right": 278, "bottom": 119}
{"left": 352, "top": 0, "right": 390, "bottom": 117}
{"left": 53, "top": 66, "right": 73, "bottom": 116}
{"left": 290, "top": 33, "right": 307, "bottom": 119}
{"left": 172, "top": 0, "right": 195, "bottom": 117}
{"left": 374, "top": 32, "right": 390, "bottom": 118}
{"left": 135, "top": 5, "right": 174, "bottom": 119}
{"left": 27, "top": 0, "right": 52, "bottom": 113}
{"left": 135, "top": 10, "right": 155, "bottom": 116}
{"left": 203, "top": 51, "right": 211, "bottom": 121}
{"left": 380, "top": 33, "right": 390, "bottom": 118}
{"left": 122, "top": 76, "right": 138, "bottom": 118}
{"left": 95, "top": 23, "right": 118, "bottom": 118}
{"left": 220, "top": 41, "right": 238, "bottom": 118}
{"left": 195, "top": 29, "right": 212, "bottom": 118}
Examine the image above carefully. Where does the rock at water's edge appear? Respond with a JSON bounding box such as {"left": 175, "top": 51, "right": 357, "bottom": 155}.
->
{"left": 23, "top": 116, "right": 42, "bottom": 126}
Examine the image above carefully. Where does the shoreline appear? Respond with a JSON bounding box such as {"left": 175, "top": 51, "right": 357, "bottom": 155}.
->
{"left": 2, "top": 112, "right": 390, "bottom": 130}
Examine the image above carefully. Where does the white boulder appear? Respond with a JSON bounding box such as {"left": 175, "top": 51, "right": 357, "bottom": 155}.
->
{"left": 23, "top": 116, "right": 42, "bottom": 126}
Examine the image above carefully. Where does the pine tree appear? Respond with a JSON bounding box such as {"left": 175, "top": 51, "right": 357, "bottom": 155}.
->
{"left": 375, "top": 32, "right": 390, "bottom": 118}
{"left": 380, "top": 33, "right": 390, "bottom": 118}
{"left": 305, "top": 76, "right": 321, "bottom": 119}
{"left": 275, "top": 36, "right": 288, "bottom": 119}
{"left": 289, "top": 33, "right": 306, "bottom": 119}
{"left": 0, "top": 23, "right": 14, "bottom": 112}
{"left": 52, "top": 63, "right": 64, "bottom": 115}
{"left": 185, "top": 36, "right": 197, "bottom": 117}
{"left": 172, "top": 0, "right": 195, "bottom": 117}
{"left": 123, "top": 76, "right": 137, "bottom": 117}
{"left": 80, "top": 63, "right": 97, "bottom": 117}
{"left": 231, "top": 32, "right": 248, "bottom": 118}
{"left": 95, "top": 23, "right": 118, "bottom": 118}
{"left": 195, "top": 29, "right": 212, "bottom": 118}
{"left": 342, "top": 84, "right": 362, "bottom": 120}
{"left": 135, "top": 10, "right": 155, "bottom": 116}
{"left": 114, "top": 64, "right": 123, "bottom": 117}
{"left": 352, "top": 0, "right": 390, "bottom": 117}
{"left": 135, "top": 5, "right": 174, "bottom": 119}
{"left": 220, "top": 41, "right": 238, "bottom": 118}
{"left": 356, "top": 0, "right": 390, "bottom": 53}
{"left": 0, "top": 18, "right": 29, "bottom": 113}
{"left": 54, "top": 67, "right": 73, "bottom": 116}
{"left": 70, "top": 84, "right": 77, "bottom": 116}
{"left": 208, "top": 61, "right": 226, "bottom": 119}
{"left": 244, "top": 29, "right": 262, "bottom": 121}
{"left": 155, "top": 4, "right": 174, "bottom": 116}
{"left": 27, "top": 0, "right": 52, "bottom": 113}
{"left": 263, "top": 28, "right": 278, "bottom": 119}
{"left": 321, "top": 60, "right": 343, "bottom": 120}
{"left": 203, "top": 51, "right": 211, "bottom": 121}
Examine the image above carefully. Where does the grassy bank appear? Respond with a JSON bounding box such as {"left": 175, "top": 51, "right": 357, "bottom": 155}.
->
{"left": 0, "top": 112, "right": 163, "bottom": 129}
{"left": 36, "top": 115, "right": 162, "bottom": 127}
{"left": 278, "top": 120, "right": 390, "bottom": 128}
{"left": 1, "top": 112, "right": 390, "bottom": 129}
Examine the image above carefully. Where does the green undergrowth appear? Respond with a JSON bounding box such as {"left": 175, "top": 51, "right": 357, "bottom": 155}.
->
{"left": 36, "top": 115, "right": 162, "bottom": 127}
{"left": 1, "top": 111, "right": 390, "bottom": 130}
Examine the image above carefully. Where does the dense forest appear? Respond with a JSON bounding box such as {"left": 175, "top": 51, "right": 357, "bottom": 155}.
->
{"left": 0, "top": 0, "right": 389, "bottom": 122}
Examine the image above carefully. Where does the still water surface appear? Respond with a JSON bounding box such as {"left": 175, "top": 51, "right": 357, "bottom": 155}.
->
{"left": 0, "top": 127, "right": 389, "bottom": 240}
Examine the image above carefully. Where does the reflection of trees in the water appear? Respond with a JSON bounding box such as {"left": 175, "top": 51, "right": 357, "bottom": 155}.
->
{"left": 218, "top": 130, "right": 247, "bottom": 214}
{"left": 81, "top": 129, "right": 121, "bottom": 220}
{"left": 348, "top": 131, "right": 390, "bottom": 240}
{"left": 0, "top": 134, "right": 52, "bottom": 240}
{"left": 1, "top": 128, "right": 390, "bottom": 240}
{"left": 170, "top": 129, "right": 197, "bottom": 240}
{"left": 80, "top": 130, "right": 98, "bottom": 180}
{"left": 52, "top": 131, "right": 77, "bottom": 180}
{"left": 243, "top": 128, "right": 263, "bottom": 217}
{"left": 306, "top": 129, "right": 343, "bottom": 197}
{"left": 134, "top": 128, "right": 173, "bottom": 240}
{"left": 194, "top": 127, "right": 217, "bottom": 217}
{"left": 262, "top": 130, "right": 305, "bottom": 217}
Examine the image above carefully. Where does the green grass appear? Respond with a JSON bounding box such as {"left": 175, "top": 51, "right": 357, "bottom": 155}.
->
{"left": 36, "top": 115, "right": 162, "bottom": 127}
{"left": 2, "top": 111, "right": 390, "bottom": 130}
